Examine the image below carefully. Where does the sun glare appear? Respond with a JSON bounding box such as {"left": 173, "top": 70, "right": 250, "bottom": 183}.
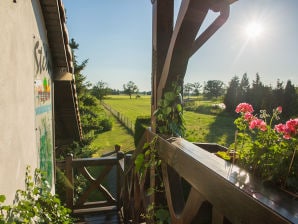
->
{"left": 245, "top": 21, "right": 263, "bottom": 39}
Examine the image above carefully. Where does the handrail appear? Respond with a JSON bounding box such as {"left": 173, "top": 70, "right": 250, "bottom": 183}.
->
{"left": 123, "top": 129, "right": 298, "bottom": 223}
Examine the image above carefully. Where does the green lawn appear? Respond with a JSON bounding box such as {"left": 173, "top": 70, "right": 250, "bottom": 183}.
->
{"left": 92, "top": 95, "right": 236, "bottom": 156}
{"left": 184, "top": 111, "right": 235, "bottom": 147}
{"left": 104, "top": 94, "right": 151, "bottom": 123}
{"left": 90, "top": 114, "right": 135, "bottom": 156}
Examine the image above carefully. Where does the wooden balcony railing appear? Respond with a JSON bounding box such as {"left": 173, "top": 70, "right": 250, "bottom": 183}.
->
{"left": 56, "top": 129, "right": 298, "bottom": 223}
{"left": 122, "top": 129, "right": 298, "bottom": 224}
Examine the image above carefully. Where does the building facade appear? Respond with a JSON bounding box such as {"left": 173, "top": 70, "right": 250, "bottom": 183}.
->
{"left": 0, "top": 0, "right": 81, "bottom": 203}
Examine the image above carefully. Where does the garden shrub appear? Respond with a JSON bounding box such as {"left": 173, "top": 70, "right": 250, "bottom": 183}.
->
{"left": 0, "top": 166, "right": 74, "bottom": 224}
{"left": 134, "top": 116, "right": 151, "bottom": 147}
{"left": 183, "top": 100, "right": 196, "bottom": 111}
{"left": 195, "top": 104, "right": 225, "bottom": 115}
{"left": 99, "top": 117, "right": 113, "bottom": 132}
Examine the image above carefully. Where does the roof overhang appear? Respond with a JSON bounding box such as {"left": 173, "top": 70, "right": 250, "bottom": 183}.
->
{"left": 40, "top": 0, "right": 82, "bottom": 145}
{"left": 54, "top": 72, "right": 82, "bottom": 145}
{"left": 40, "top": 0, "right": 73, "bottom": 73}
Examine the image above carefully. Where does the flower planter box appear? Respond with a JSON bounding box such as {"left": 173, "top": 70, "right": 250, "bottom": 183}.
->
{"left": 189, "top": 141, "right": 298, "bottom": 223}
{"left": 194, "top": 142, "right": 297, "bottom": 195}
{"left": 156, "top": 136, "right": 298, "bottom": 223}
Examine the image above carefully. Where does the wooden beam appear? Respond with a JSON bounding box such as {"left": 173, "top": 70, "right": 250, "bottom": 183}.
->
{"left": 156, "top": 0, "right": 209, "bottom": 102}
{"left": 151, "top": 0, "right": 174, "bottom": 131}
{"left": 190, "top": 0, "right": 230, "bottom": 56}
{"left": 151, "top": 0, "right": 236, "bottom": 118}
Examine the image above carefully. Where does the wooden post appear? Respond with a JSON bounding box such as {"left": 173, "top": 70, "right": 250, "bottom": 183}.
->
{"left": 151, "top": 0, "right": 174, "bottom": 132}
{"left": 65, "top": 154, "right": 74, "bottom": 209}
{"left": 116, "top": 150, "right": 124, "bottom": 212}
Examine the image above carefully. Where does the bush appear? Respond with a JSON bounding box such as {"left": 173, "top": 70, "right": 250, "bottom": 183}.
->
{"left": 183, "top": 100, "right": 196, "bottom": 111}
{"left": 195, "top": 104, "right": 225, "bottom": 115}
{"left": 0, "top": 166, "right": 74, "bottom": 224}
{"left": 134, "top": 116, "right": 151, "bottom": 147}
{"left": 99, "top": 118, "right": 113, "bottom": 132}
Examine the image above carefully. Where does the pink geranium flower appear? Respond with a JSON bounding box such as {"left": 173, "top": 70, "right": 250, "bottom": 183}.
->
{"left": 276, "top": 106, "right": 282, "bottom": 113}
{"left": 244, "top": 112, "right": 255, "bottom": 122}
{"left": 235, "top": 103, "right": 254, "bottom": 114}
{"left": 275, "top": 118, "right": 298, "bottom": 139}
{"left": 249, "top": 118, "right": 267, "bottom": 131}
{"left": 274, "top": 123, "right": 286, "bottom": 133}
{"left": 234, "top": 103, "right": 297, "bottom": 190}
{"left": 286, "top": 119, "right": 298, "bottom": 135}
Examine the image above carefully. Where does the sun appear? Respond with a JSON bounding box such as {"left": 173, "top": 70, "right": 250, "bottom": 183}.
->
{"left": 245, "top": 21, "right": 263, "bottom": 39}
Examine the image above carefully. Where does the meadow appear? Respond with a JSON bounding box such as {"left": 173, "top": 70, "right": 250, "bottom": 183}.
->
{"left": 91, "top": 94, "right": 236, "bottom": 155}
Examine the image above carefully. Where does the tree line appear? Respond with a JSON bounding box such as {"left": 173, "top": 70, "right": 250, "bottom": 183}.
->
{"left": 91, "top": 75, "right": 298, "bottom": 120}
{"left": 224, "top": 73, "right": 298, "bottom": 119}
{"left": 91, "top": 79, "right": 224, "bottom": 100}
{"left": 92, "top": 80, "right": 144, "bottom": 101}
{"left": 183, "top": 80, "right": 225, "bottom": 99}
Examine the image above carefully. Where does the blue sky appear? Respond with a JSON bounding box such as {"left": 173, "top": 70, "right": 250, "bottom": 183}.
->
{"left": 63, "top": 0, "right": 298, "bottom": 91}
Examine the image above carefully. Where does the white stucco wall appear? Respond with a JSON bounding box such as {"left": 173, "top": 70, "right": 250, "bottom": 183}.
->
{"left": 0, "top": 0, "right": 54, "bottom": 203}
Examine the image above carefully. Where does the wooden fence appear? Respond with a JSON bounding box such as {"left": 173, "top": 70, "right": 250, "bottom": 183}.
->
{"left": 102, "top": 102, "right": 134, "bottom": 134}
{"left": 56, "top": 150, "right": 125, "bottom": 217}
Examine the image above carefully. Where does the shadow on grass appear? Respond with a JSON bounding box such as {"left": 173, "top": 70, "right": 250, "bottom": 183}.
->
{"left": 204, "top": 113, "right": 236, "bottom": 147}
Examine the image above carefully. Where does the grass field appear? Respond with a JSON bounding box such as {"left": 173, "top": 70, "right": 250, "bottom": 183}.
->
{"left": 90, "top": 113, "right": 135, "bottom": 156}
{"left": 104, "top": 94, "right": 151, "bottom": 122}
{"left": 91, "top": 94, "right": 236, "bottom": 156}
{"left": 184, "top": 111, "right": 235, "bottom": 146}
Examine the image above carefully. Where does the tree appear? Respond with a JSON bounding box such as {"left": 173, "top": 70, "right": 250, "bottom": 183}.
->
{"left": 239, "top": 73, "right": 250, "bottom": 102}
{"left": 247, "top": 73, "right": 263, "bottom": 111}
{"left": 60, "top": 39, "right": 112, "bottom": 158}
{"left": 203, "top": 80, "right": 225, "bottom": 99}
{"left": 283, "top": 80, "right": 298, "bottom": 118}
{"left": 123, "top": 81, "right": 138, "bottom": 99}
{"left": 223, "top": 76, "right": 240, "bottom": 113}
{"left": 192, "top": 82, "right": 202, "bottom": 98}
{"left": 92, "top": 80, "right": 110, "bottom": 102}
{"left": 272, "top": 79, "right": 284, "bottom": 108}
{"left": 183, "top": 83, "right": 193, "bottom": 99}
{"left": 69, "top": 38, "right": 90, "bottom": 95}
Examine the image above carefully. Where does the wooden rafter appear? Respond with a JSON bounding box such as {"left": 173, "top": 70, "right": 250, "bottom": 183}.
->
{"left": 151, "top": 0, "right": 237, "bottom": 130}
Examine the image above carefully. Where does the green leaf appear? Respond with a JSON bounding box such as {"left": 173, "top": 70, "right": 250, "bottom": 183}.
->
{"left": 155, "top": 208, "right": 170, "bottom": 222}
{"left": 146, "top": 187, "right": 155, "bottom": 196}
{"left": 165, "top": 107, "right": 172, "bottom": 115}
{"left": 164, "top": 92, "right": 175, "bottom": 102}
{"left": 143, "top": 142, "right": 150, "bottom": 149}
{"left": 135, "top": 154, "right": 145, "bottom": 172}
{"left": 176, "top": 104, "right": 182, "bottom": 112}
{"left": 145, "top": 149, "right": 151, "bottom": 157}
{"left": 0, "top": 195, "right": 5, "bottom": 204}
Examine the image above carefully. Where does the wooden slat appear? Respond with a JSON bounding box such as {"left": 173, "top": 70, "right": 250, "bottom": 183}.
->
{"left": 74, "top": 209, "right": 121, "bottom": 224}
{"left": 71, "top": 157, "right": 119, "bottom": 167}
{"left": 73, "top": 205, "right": 117, "bottom": 215}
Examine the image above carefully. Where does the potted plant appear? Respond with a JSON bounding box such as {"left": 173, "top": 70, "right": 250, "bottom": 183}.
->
{"left": 226, "top": 102, "right": 298, "bottom": 196}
